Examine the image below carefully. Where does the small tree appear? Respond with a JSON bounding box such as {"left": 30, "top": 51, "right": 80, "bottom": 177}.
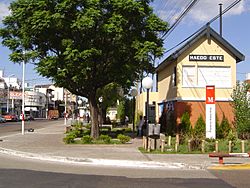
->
{"left": 231, "top": 81, "right": 250, "bottom": 139}
{"left": 193, "top": 115, "right": 205, "bottom": 138}
{"left": 180, "top": 111, "right": 192, "bottom": 135}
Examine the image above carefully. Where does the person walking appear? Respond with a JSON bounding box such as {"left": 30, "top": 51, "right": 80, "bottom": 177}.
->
{"left": 137, "top": 115, "right": 144, "bottom": 137}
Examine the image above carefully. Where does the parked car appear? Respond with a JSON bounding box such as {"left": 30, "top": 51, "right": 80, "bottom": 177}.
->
{"left": 2, "top": 114, "right": 19, "bottom": 122}
{"left": 0, "top": 116, "right": 6, "bottom": 123}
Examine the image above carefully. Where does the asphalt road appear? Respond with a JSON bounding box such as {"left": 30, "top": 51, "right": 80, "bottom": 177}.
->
{"left": 0, "top": 153, "right": 241, "bottom": 188}
{"left": 0, "top": 119, "right": 58, "bottom": 137}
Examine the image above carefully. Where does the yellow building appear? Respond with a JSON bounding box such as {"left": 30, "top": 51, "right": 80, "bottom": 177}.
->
{"left": 136, "top": 25, "right": 245, "bottom": 129}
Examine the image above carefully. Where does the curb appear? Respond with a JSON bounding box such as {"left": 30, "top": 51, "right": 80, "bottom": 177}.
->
{"left": 0, "top": 147, "right": 191, "bottom": 169}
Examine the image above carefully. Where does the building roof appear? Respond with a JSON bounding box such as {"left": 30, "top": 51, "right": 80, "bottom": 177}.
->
{"left": 156, "top": 25, "right": 245, "bottom": 72}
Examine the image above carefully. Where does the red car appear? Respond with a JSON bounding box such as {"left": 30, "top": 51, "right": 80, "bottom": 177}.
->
{"left": 3, "top": 114, "right": 19, "bottom": 122}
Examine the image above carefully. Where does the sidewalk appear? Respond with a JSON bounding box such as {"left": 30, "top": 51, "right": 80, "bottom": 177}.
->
{"left": 0, "top": 120, "right": 249, "bottom": 170}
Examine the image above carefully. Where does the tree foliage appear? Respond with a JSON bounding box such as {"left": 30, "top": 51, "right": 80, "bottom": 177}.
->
{"left": 231, "top": 81, "right": 250, "bottom": 139}
{"left": 0, "top": 0, "right": 168, "bottom": 138}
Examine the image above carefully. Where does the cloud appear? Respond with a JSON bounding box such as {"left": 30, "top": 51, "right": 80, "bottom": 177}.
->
{"left": 153, "top": 0, "right": 249, "bottom": 24}
{"left": 187, "top": 0, "right": 247, "bottom": 23}
{"left": 0, "top": 1, "right": 11, "bottom": 22}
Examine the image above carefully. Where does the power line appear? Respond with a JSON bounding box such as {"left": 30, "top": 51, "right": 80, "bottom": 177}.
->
{"left": 163, "top": 0, "right": 242, "bottom": 54}
{"left": 161, "top": 0, "right": 200, "bottom": 39}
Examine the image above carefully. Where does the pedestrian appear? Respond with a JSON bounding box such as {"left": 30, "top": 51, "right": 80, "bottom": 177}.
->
{"left": 136, "top": 115, "right": 144, "bottom": 137}
{"left": 125, "top": 116, "right": 129, "bottom": 126}
{"left": 142, "top": 116, "right": 147, "bottom": 136}
{"left": 86, "top": 113, "right": 90, "bottom": 123}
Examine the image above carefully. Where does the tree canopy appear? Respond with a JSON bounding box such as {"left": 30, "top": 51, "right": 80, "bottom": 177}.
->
{"left": 0, "top": 0, "right": 168, "bottom": 138}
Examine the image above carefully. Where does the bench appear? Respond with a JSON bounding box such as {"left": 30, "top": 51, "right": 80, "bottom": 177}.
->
{"left": 209, "top": 152, "right": 250, "bottom": 164}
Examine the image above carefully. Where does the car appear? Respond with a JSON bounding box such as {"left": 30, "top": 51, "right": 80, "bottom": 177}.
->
{"left": 0, "top": 116, "right": 6, "bottom": 123}
{"left": 2, "top": 114, "right": 18, "bottom": 122}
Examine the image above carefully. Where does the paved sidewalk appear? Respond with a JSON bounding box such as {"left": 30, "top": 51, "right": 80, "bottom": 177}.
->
{"left": 0, "top": 120, "right": 249, "bottom": 170}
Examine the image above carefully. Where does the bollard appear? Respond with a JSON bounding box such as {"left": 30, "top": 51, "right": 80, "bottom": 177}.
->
{"left": 188, "top": 140, "right": 191, "bottom": 152}
{"left": 175, "top": 141, "right": 178, "bottom": 152}
{"left": 241, "top": 140, "right": 245, "bottom": 153}
{"left": 147, "top": 138, "right": 151, "bottom": 152}
{"left": 228, "top": 140, "right": 232, "bottom": 153}
{"left": 161, "top": 139, "right": 165, "bottom": 152}
{"left": 142, "top": 136, "right": 145, "bottom": 149}
{"left": 215, "top": 140, "right": 219, "bottom": 152}
{"left": 202, "top": 140, "right": 205, "bottom": 153}
{"left": 176, "top": 134, "right": 179, "bottom": 145}
{"left": 168, "top": 136, "right": 171, "bottom": 147}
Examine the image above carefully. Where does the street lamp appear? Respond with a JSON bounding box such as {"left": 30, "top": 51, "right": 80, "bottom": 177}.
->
{"left": 77, "top": 99, "right": 82, "bottom": 121}
{"left": 130, "top": 88, "right": 138, "bottom": 135}
{"left": 21, "top": 51, "right": 26, "bottom": 135}
{"left": 98, "top": 96, "right": 103, "bottom": 127}
{"left": 6, "top": 74, "right": 15, "bottom": 113}
{"left": 142, "top": 76, "right": 153, "bottom": 136}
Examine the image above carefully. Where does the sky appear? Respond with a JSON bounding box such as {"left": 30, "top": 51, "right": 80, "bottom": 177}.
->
{"left": 0, "top": 0, "right": 249, "bottom": 86}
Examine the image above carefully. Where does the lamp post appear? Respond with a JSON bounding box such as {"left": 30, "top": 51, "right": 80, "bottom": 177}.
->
{"left": 21, "top": 52, "right": 26, "bottom": 135}
{"left": 142, "top": 76, "right": 153, "bottom": 136}
{"left": 130, "top": 88, "right": 138, "bottom": 135}
{"left": 98, "top": 96, "right": 103, "bottom": 127}
{"left": 77, "top": 99, "right": 82, "bottom": 121}
{"left": 64, "top": 88, "right": 67, "bottom": 126}
{"left": 6, "top": 74, "right": 15, "bottom": 113}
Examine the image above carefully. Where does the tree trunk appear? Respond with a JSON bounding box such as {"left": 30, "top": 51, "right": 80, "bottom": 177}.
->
{"left": 88, "top": 95, "right": 99, "bottom": 139}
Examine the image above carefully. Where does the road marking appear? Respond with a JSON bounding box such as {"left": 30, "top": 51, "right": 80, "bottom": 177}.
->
{"left": 208, "top": 164, "right": 250, "bottom": 170}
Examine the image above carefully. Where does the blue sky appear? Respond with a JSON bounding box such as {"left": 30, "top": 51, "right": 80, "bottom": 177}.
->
{"left": 0, "top": 0, "right": 249, "bottom": 85}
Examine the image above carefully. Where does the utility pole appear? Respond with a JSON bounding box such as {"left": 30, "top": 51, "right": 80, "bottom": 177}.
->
{"left": 219, "top": 3, "right": 223, "bottom": 37}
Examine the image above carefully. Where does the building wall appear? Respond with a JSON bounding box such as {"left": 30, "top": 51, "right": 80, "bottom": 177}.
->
{"left": 157, "top": 61, "right": 177, "bottom": 101}
{"left": 175, "top": 101, "right": 234, "bottom": 127}
{"left": 176, "top": 36, "right": 236, "bottom": 100}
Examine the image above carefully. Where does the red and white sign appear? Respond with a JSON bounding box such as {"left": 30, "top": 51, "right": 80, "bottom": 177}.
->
{"left": 206, "top": 85, "right": 216, "bottom": 139}
{"left": 206, "top": 86, "right": 215, "bottom": 104}
{"left": 10, "top": 91, "right": 23, "bottom": 99}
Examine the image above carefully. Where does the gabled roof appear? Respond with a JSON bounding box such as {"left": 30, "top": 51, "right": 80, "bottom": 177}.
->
{"left": 156, "top": 25, "right": 245, "bottom": 72}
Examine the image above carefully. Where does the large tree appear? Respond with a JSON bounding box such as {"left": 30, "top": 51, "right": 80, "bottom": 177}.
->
{"left": 0, "top": 0, "right": 168, "bottom": 138}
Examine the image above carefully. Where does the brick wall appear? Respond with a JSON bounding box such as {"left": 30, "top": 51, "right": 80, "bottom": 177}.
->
{"left": 175, "top": 101, "right": 234, "bottom": 128}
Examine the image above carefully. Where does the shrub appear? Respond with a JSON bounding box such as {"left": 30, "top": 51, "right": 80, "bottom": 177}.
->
{"left": 180, "top": 112, "right": 192, "bottom": 135}
{"left": 205, "top": 138, "right": 216, "bottom": 152}
{"left": 193, "top": 115, "right": 205, "bottom": 138}
{"left": 99, "top": 135, "right": 112, "bottom": 144}
{"left": 227, "top": 130, "right": 237, "bottom": 150}
{"left": 63, "top": 132, "right": 76, "bottom": 144}
{"left": 81, "top": 135, "right": 93, "bottom": 144}
{"left": 190, "top": 136, "right": 202, "bottom": 151}
{"left": 220, "top": 115, "right": 231, "bottom": 138}
{"left": 117, "top": 134, "right": 131, "bottom": 144}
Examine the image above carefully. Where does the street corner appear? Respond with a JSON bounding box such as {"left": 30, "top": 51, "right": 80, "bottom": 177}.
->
{"left": 208, "top": 163, "right": 250, "bottom": 170}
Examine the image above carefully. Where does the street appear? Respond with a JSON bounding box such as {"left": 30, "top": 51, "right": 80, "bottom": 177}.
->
{"left": 0, "top": 153, "right": 236, "bottom": 188}
{"left": 0, "top": 119, "right": 59, "bottom": 137}
{"left": 0, "top": 120, "right": 250, "bottom": 187}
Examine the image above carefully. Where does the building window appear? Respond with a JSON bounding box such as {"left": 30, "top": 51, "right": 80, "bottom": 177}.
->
{"left": 182, "top": 66, "right": 195, "bottom": 87}
{"left": 197, "top": 66, "right": 231, "bottom": 88}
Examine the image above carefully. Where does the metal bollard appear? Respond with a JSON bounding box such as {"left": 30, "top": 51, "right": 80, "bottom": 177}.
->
{"left": 202, "top": 140, "right": 205, "bottom": 153}
{"left": 168, "top": 136, "right": 171, "bottom": 147}
{"left": 241, "top": 140, "right": 245, "bottom": 153}
{"left": 215, "top": 140, "right": 219, "bottom": 152}
{"left": 228, "top": 140, "right": 232, "bottom": 153}
{"left": 188, "top": 140, "right": 191, "bottom": 152}
{"left": 161, "top": 139, "right": 165, "bottom": 152}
